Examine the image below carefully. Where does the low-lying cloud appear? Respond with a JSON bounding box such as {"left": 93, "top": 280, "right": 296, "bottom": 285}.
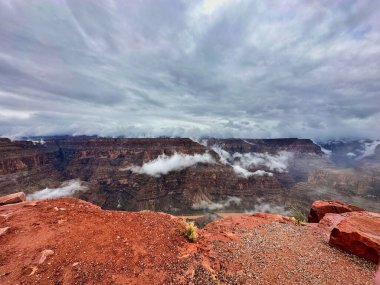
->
{"left": 245, "top": 199, "right": 290, "bottom": 215}
{"left": 212, "top": 146, "right": 290, "bottom": 178}
{"left": 233, "top": 151, "right": 293, "bottom": 173}
{"left": 356, "top": 140, "right": 380, "bottom": 160}
{"left": 192, "top": 196, "right": 242, "bottom": 211}
{"left": 124, "top": 152, "right": 216, "bottom": 177}
{"left": 26, "top": 179, "right": 88, "bottom": 200}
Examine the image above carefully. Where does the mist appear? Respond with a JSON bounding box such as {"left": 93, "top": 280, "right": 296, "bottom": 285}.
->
{"left": 192, "top": 196, "right": 242, "bottom": 211}
{"left": 211, "top": 145, "right": 291, "bottom": 178}
{"left": 123, "top": 152, "right": 216, "bottom": 177}
{"left": 245, "top": 199, "right": 290, "bottom": 216}
{"left": 26, "top": 180, "right": 88, "bottom": 200}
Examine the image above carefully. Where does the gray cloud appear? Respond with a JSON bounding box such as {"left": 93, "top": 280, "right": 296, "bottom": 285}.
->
{"left": 0, "top": 0, "right": 379, "bottom": 139}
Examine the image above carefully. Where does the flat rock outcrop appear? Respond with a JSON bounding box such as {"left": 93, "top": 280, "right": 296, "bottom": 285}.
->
{"left": 329, "top": 211, "right": 380, "bottom": 264}
{"left": 0, "top": 192, "right": 25, "bottom": 205}
{"left": 308, "top": 200, "right": 365, "bottom": 222}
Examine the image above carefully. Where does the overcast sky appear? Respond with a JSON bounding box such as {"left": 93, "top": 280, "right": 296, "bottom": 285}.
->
{"left": 0, "top": 0, "right": 379, "bottom": 140}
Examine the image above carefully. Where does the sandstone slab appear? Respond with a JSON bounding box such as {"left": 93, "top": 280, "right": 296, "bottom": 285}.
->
{"left": 0, "top": 192, "right": 26, "bottom": 206}
{"left": 308, "top": 200, "right": 364, "bottom": 223}
{"left": 329, "top": 211, "right": 380, "bottom": 263}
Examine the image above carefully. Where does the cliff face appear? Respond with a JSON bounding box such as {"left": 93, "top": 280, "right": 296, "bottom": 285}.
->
{"left": 0, "top": 137, "right": 376, "bottom": 213}
{"left": 287, "top": 166, "right": 380, "bottom": 213}
{"left": 0, "top": 138, "right": 63, "bottom": 194}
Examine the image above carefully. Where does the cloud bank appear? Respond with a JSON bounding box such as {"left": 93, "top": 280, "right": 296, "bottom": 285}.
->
{"left": 192, "top": 196, "right": 242, "bottom": 211}
{"left": 246, "top": 202, "right": 290, "bottom": 216}
{"left": 356, "top": 140, "right": 380, "bottom": 160}
{"left": 124, "top": 152, "right": 216, "bottom": 177}
{"left": 0, "top": 0, "right": 379, "bottom": 139}
{"left": 211, "top": 145, "right": 290, "bottom": 178}
{"left": 233, "top": 151, "right": 293, "bottom": 173}
{"left": 26, "top": 180, "right": 88, "bottom": 200}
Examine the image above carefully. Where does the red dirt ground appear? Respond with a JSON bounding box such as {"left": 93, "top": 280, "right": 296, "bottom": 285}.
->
{"left": 0, "top": 198, "right": 377, "bottom": 284}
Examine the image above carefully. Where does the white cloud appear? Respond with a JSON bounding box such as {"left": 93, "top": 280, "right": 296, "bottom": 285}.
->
{"left": 211, "top": 145, "right": 233, "bottom": 164}
{"left": 233, "top": 151, "right": 293, "bottom": 173}
{"left": 123, "top": 152, "right": 216, "bottom": 177}
{"left": 192, "top": 196, "right": 241, "bottom": 210}
{"left": 212, "top": 145, "right": 286, "bottom": 178}
{"left": 356, "top": 140, "right": 380, "bottom": 160}
{"left": 231, "top": 165, "right": 273, "bottom": 178}
{"left": 245, "top": 203, "right": 290, "bottom": 215}
{"left": 245, "top": 198, "right": 290, "bottom": 215}
{"left": 231, "top": 165, "right": 255, "bottom": 178}
{"left": 252, "top": 170, "right": 273, "bottom": 176}
{"left": 26, "top": 179, "right": 87, "bottom": 200}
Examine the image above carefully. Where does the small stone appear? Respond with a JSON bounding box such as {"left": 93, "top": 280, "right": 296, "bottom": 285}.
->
{"left": 28, "top": 266, "right": 38, "bottom": 276}
{"left": 0, "top": 227, "right": 10, "bottom": 237}
{"left": 38, "top": 249, "right": 54, "bottom": 264}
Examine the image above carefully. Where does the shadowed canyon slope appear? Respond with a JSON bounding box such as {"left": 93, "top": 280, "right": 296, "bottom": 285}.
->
{"left": 0, "top": 137, "right": 379, "bottom": 213}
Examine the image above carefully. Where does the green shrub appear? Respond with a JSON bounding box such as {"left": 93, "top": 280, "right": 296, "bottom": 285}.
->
{"left": 182, "top": 221, "right": 198, "bottom": 242}
{"left": 290, "top": 207, "right": 307, "bottom": 225}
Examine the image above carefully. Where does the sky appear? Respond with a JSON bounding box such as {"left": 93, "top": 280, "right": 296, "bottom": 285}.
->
{"left": 0, "top": 0, "right": 379, "bottom": 140}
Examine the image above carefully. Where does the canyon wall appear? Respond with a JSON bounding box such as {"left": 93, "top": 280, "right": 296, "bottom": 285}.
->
{"left": 0, "top": 137, "right": 378, "bottom": 213}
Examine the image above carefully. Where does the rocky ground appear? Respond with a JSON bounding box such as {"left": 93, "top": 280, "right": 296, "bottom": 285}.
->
{"left": 0, "top": 196, "right": 378, "bottom": 285}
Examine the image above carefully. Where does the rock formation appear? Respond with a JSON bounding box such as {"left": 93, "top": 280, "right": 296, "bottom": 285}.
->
{"left": 308, "top": 200, "right": 365, "bottom": 222}
{"left": 0, "top": 136, "right": 379, "bottom": 213}
{"left": 0, "top": 192, "right": 25, "bottom": 205}
{"left": 329, "top": 211, "right": 380, "bottom": 264}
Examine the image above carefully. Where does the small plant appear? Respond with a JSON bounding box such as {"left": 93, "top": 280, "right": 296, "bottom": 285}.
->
{"left": 181, "top": 221, "right": 198, "bottom": 242}
{"left": 290, "top": 207, "right": 307, "bottom": 225}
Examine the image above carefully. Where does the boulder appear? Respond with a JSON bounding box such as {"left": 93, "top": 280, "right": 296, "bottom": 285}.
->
{"left": 329, "top": 211, "right": 380, "bottom": 264}
{"left": 0, "top": 192, "right": 26, "bottom": 206}
{"left": 318, "top": 213, "right": 346, "bottom": 236}
{"left": 308, "top": 200, "right": 364, "bottom": 223}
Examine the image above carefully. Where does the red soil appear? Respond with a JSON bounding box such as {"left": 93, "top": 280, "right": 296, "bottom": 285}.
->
{"left": 0, "top": 198, "right": 377, "bottom": 284}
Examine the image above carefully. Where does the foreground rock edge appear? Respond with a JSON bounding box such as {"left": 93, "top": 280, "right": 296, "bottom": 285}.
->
{"left": 0, "top": 194, "right": 378, "bottom": 284}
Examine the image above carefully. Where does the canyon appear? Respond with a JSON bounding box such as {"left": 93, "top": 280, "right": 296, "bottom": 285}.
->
{"left": 0, "top": 137, "right": 379, "bottom": 214}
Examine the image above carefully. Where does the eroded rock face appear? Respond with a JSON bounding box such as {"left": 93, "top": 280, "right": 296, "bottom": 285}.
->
{"left": 2, "top": 137, "right": 377, "bottom": 213}
{"left": 308, "top": 200, "right": 364, "bottom": 223}
{"left": 0, "top": 192, "right": 26, "bottom": 205}
{"left": 329, "top": 211, "right": 380, "bottom": 264}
